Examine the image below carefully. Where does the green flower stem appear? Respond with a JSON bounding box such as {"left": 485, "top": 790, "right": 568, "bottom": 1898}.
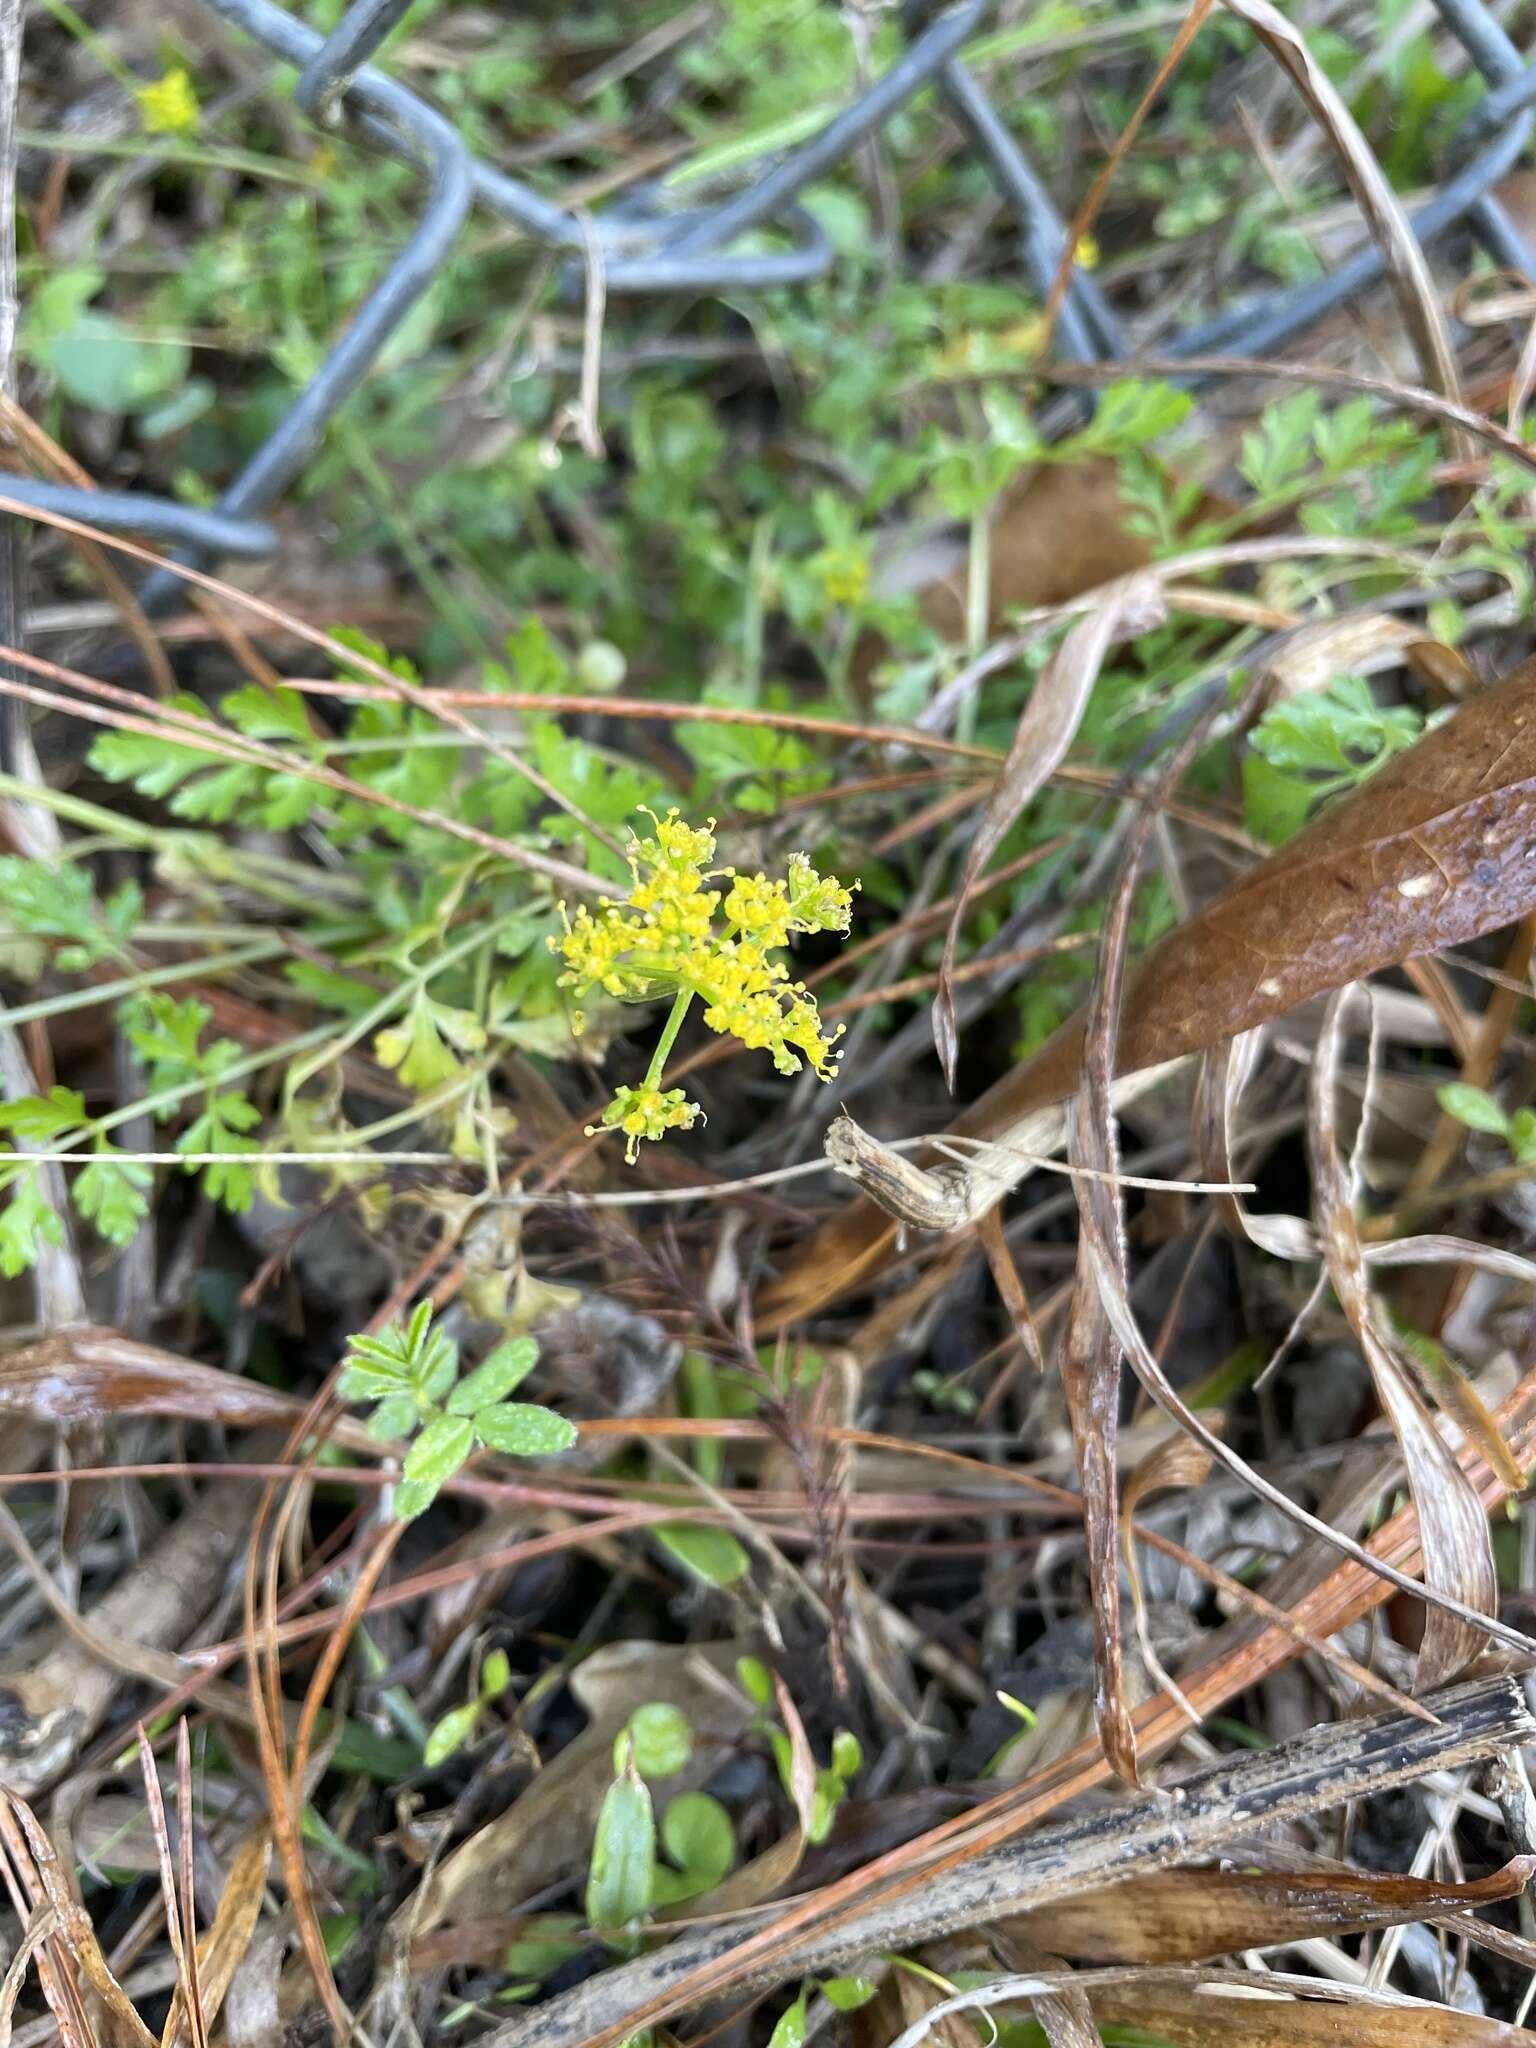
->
{"left": 643, "top": 988, "right": 694, "bottom": 1093}
{"left": 0, "top": 920, "right": 373, "bottom": 1031}
{"left": 957, "top": 501, "right": 990, "bottom": 747}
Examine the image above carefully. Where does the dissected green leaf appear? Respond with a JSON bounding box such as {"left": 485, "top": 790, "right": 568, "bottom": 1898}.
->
{"left": 73, "top": 1150, "right": 152, "bottom": 1246}
{"left": 0, "top": 1165, "right": 63, "bottom": 1278}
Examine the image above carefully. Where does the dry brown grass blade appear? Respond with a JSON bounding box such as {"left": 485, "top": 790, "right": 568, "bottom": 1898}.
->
{"left": 163, "top": 1828, "right": 271, "bottom": 2048}
{"left": 1059, "top": 826, "right": 1155, "bottom": 1786}
{"left": 0, "top": 1905, "right": 60, "bottom": 2048}
{"left": 0, "top": 1808, "right": 89, "bottom": 2048}
{"left": 1088, "top": 1974, "right": 1536, "bottom": 2045}
{"left": 1308, "top": 990, "right": 1497, "bottom": 1688}
{"left": 764, "top": 648, "right": 1536, "bottom": 1322}
{"left": 1003, "top": 1856, "right": 1536, "bottom": 1965}
{"left": 136, "top": 1728, "right": 205, "bottom": 2048}
{"left": 0, "top": 1482, "right": 250, "bottom": 1800}
{"left": 1217, "top": 0, "right": 1464, "bottom": 423}
{"left": 1039, "top": 0, "right": 1214, "bottom": 356}
{"left": 977, "top": 1208, "right": 1045, "bottom": 1378}
{"left": 932, "top": 571, "right": 1165, "bottom": 1087}
{"left": 1119, "top": 1423, "right": 1212, "bottom": 1728}
{"left": 0, "top": 1789, "right": 156, "bottom": 2048}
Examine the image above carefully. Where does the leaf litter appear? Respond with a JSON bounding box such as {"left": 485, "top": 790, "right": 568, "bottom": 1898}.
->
{"left": 13, "top": 4, "right": 1536, "bottom": 2048}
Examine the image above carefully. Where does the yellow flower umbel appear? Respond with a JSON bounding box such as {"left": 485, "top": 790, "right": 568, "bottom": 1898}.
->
{"left": 138, "top": 65, "right": 200, "bottom": 135}
{"left": 552, "top": 812, "right": 856, "bottom": 1162}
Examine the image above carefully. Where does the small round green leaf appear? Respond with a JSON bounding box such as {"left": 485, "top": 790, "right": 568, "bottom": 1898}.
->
{"left": 820, "top": 1978, "right": 877, "bottom": 2012}
{"left": 660, "top": 1792, "right": 733, "bottom": 1886}
{"left": 1436, "top": 1082, "right": 1509, "bottom": 1135}
{"left": 621, "top": 1703, "right": 693, "bottom": 1779}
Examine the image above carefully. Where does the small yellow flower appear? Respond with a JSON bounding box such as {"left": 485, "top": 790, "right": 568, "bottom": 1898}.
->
{"left": 589, "top": 1084, "right": 700, "bottom": 1164}
{"left": 550, "top": 810, "right": 857, "bottom": 1159}
{"left": 138, "top": 66, "right": 200, "bottom": 135}
{"left": 1073, "top": 233, "right": 1100, "bottom": 271}
{"left": 816, "top": 548, "right": 870, "bottom": 608}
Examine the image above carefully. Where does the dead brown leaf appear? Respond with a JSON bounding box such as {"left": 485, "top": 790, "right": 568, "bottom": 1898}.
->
{"left": 1007, "top": 1856, "right": 1536, "bottom": 1964}
{"left": 764, "top": 648, "right": 1536, "bottom": 1322}
{"left": 1090, "top": 1974, "right": 1536, "bottom": 2045}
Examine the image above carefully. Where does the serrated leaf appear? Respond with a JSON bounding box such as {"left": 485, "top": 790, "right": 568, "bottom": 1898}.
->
{"left": 446, "top": 1338, "right": 538, "bottom": 1414}
{"left": 0, "top": 860, "right": 135, "bottom": 970}
{"left": 424, "top": 1700, "right": 481, "bottom": 1768}
{"left": 179, "top": 1094, "right": 260, "bottom": 1213}
{"left": 222, "top": 683, "right": 316, "bottom": 745}
{"left": 1240, "top": 750, "right": 1320, "bottom": 845}
{"left": 395, "top": 1413, "right": 475, "bottom": 1519}
{"left": 375, "top": 994, "right": 484, "bottom": 1093}
{"left": 124, "top": 991, "right": 214, "bottom": 1077}
{"left": 473, "top": 1402, "right": 576, "bottom": 1458}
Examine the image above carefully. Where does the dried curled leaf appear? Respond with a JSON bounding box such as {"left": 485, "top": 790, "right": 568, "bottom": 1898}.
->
{"left": 1004, "top": 1855, "right": 1536, "bottom": 1965}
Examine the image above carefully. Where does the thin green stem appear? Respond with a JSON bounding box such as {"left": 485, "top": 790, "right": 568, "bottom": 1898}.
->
{"left": 958, "top": 502, "right": 990, "bottom": 747}
{"left": 643, "top": 988, "right": 694, "bottom": 1093}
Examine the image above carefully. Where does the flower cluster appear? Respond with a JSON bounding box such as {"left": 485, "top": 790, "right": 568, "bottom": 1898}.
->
{"left": 552, "top": 812, "right": 856, "bottom": 1161}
